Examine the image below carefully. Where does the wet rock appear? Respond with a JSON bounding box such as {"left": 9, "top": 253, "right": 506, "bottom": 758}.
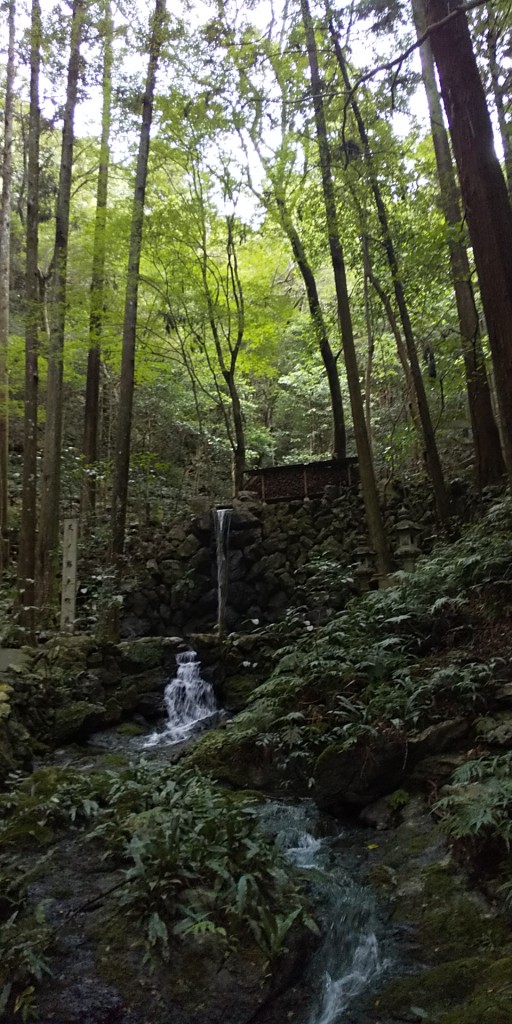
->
{"left": 54, "top": 701, "right": 107, "bottom": 742}
{"left": 476, "top": 711, "right": 512, "bottom": 745}
{"left": 408, "top": 718, "right": 470, "bottom": 759}
{"left": 117, "top": 637, "right": 183, "bottom": 672}
{"left": 313, "top": 731, "right": 407, "bottom": 809}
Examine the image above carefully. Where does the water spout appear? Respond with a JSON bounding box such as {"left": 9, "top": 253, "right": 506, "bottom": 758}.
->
{"left": 215, "top": 507, "right": 232, "bottom": 636}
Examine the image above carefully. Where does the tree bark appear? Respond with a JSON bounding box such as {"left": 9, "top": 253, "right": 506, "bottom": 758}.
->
{"left": 425, "top": 0, "right": 512, "bottom": 480}
{"left": 225, "top": 370, "right": 246, "bottom": 495}
{"left": 0, "top": 0, "right": 15, "bottom": 572}
{"left": 110, "top": 0, "right": 166, "bottom": 557}
{"left": 486, "top": 16, "right": 512, "bottom": 200}
{"left": 362, "top": 242, "right": 374, "bottom": 456}
{"left": 411, "top": 0, "right": 505, "bottom": 487}
{"left": 301, "top": 0, "right": 391, "bottom": 576}
{"left": 81, "top": 0, "right": 113, "bottom": 522}
{"left": 17, "top": 0, "right": 41, "bottom": 635}
{"left": 329, "top": 21, "right": 450, "bottom": 523}
{"left": 275, "top": 196, "right": 347, "bottom": 459}
{"left": 37, "top": 0, "right": 84, "bottom": 610}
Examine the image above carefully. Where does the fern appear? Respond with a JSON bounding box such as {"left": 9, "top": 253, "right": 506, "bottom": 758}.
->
{"left": 434, "top": 753, "right": 512, "bottom": 850}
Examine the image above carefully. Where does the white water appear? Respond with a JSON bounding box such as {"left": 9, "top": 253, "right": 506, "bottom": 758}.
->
{"left": 143, "top": 651, "right": 218, "bottom": 747}
{"left": 215, "top": 508, "right": 231, "bottom": 634}
{"left": 258, "top": 801, "right": 391, "bottom": 1024}
{"left": 313, "top": 933, "right": 382, "bottom": 1024}
{"left": 286, "top": 830, "right": 323, "bottom": 869}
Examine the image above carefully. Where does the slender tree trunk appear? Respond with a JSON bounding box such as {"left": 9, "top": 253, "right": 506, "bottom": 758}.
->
{"left": 226, "top": 371, "right": 246, "bottom": 494}
{"left": 37, "top": 0, "right": 84, "bottom": 610}
{"left": 275, "top": 197, "right": 347, "bottom": 459}
{"left": 0, "top": 0, "right": 15, "bottom": 572}
{"left": 411, "top": 0, "right": 505, "bottom": 487}
{"left": 329, "top": 22, "right": 450, "bottom": 523}
{"left": 82, "top": 0, "right": 113, "bottom": 522}
{"left": 486, "top": 17, "right": 512, "bottom": 199}
{"left": 110, "top": 0, "right": 166, "bottom": 557}
{"left": 301, "top": 0, "right": 391, "bottom": 575}
{"left": 17, "top": 0, "right": 41, "bottom": 635}
{"left": 362, "top": 239, "right": 374, "bottom": 455}
{"left": 425, "top": 0, "right": 512, "bottom": 480}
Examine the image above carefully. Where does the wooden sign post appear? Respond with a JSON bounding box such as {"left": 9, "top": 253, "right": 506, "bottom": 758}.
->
{"left": 60, "top": 517, "right": 78, "bottom": 633}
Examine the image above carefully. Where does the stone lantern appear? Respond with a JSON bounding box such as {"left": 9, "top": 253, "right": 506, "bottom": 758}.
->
{"left": 354, "top": 545, "right": 375, "bottom": 592}
{"left": 395, "top": 518, "right": 421, "bottom": 572}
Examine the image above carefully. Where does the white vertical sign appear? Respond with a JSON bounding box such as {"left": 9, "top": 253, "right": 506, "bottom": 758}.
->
{"left": 60, "top": 517, "right": 78, "bottom": 633}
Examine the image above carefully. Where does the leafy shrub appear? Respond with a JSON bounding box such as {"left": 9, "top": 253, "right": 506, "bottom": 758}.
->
{"left": 434, "top": 753, "right": 512, "bottom": 853}
{"left": 0, "top": 868, "right": 53, "bottom": 1022}
{"left": 1, "top": 762, "right": 311, "bottom": 963}
{"left": 210, "top": 498, "right": 512, "bottom": 782}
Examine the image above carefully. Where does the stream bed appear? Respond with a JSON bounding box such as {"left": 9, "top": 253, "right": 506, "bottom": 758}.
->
{"left": 256, "top": 799, "right": 397, "bottom": 1024}
{"left": 4, "top": 652, "right": 509, "bottom": 1024}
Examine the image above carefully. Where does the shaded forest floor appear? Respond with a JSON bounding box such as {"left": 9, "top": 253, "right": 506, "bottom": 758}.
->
{"left": 2, "top": 496, "right": 512, "bottom": 1022}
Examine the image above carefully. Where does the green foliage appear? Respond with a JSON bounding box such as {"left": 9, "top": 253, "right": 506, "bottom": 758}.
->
{"left": 0, "top": 866, "right": 53, "bottom": 1022}
{"left": 1, "top": 762, "right": 308, "bottom": 964}
{"left": 211, "top": 498, "right": 512, "bottom": 781}
{"left": 434, "top": 753, "right": 512, "bottom": 853}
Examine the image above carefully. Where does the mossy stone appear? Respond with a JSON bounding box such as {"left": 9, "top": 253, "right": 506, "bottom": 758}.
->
{"left": 115, "top": 721, "right": 146, "bottom": 737}
{"left": 392, "top": 861, "right": 510, "bottom": 962}
{"left": 221, "top": 672, "right": 263, "bottom": 711}
{"left": 54, "top": 700, "right": 106, "bottom": 741}
{"left": 441, "top": 957, "right": 512, "bottom": 1023}
{"left": 376, "top": 957, "right": 494, "bottom": 1019}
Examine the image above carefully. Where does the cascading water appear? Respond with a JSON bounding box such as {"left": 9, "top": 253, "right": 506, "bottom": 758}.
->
{"left": 215, "top": 507, "right": 232, "bottom": 635}
{"left": 257, "top": 801, "right": 392, "bottom": 1024}
{"left": 143, "top": 651, "right": 218, "bottom": 747}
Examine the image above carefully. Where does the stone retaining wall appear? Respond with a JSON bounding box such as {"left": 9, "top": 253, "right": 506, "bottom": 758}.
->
{"left": 119, "top": 481, "right": 439, "bottom": 638}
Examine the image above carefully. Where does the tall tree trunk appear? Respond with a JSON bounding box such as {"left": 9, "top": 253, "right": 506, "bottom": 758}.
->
{"left": 486, "top": 16, "right": 512, "bottom": 200}
{"left": 275, "top": 196, "right": 347, "bottom": 459}
{"left": 81, "top": 0, "right": 113, "bottom": 522}
{"left": 0, "top": 0, "right": 15, "bottom": 572}
{"left": 362, "top": 245, "right": 374, "bottom": 456}
{"left": 37, "top": 0, "right": 84, "bottom": 611}
{"left": 425, "top": 0, "right": 512, "bottom": 480}
{"left": 17, "top": 0, "right": 41, "bottom": 635}
{"left": 329, "top": 21, "right": 450, "bottom": 523}
{"left": 226, "top": 371, "right": 246, "bottom": 495}
{"left": 411, "top": 0, "right": 505, "bottom": 487}
{"left": 301, "top": 0, "right": 391, "bottom": 576}
{"left": 110, "top": 0, "right": 166, "bottom": 557}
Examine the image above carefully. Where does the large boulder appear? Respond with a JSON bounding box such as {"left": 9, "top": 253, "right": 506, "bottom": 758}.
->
{"left": 313, "top": 729, "right": 408, "bottom": 809}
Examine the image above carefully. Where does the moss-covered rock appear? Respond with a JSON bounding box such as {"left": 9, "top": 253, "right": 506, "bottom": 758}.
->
{"left": 391, "top": 859, "right": 510, "bottom": 963}
{"left": 117, "top": 636, "right": 183, "bottom": 672}
{"left": 185, "top": 725, "right": 281, "bottom": 790}
{"left": 221, "top": 672, "right": 264, "bottom": 711}
{"left": 54, "top": 701, "right": 107, "bottom": 742}
{"left": 374, "top": 956, "right": 512, "bottom": 1023}
{"left": 313, "top": 730, "right": 407, "bottom": 809}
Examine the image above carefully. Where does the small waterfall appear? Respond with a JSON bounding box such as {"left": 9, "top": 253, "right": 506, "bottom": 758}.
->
{"left": 215, "top": 507, "right": 232, "bottom": 636}
{"left": 257, "top": 801, "right": 391, "bottom": 1024}
{"left": 144, "top": 651, "right": 218, "bottom": 747}
{"left": 313, "top": 933, "right": 382, "bottom": 1024}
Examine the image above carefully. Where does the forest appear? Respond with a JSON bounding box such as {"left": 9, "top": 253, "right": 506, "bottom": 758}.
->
{"left": 2, "top": 0, "right": 512, "bottom": 1022}
{"left": 0, "top": 0, "right": 511, "bottom": 616}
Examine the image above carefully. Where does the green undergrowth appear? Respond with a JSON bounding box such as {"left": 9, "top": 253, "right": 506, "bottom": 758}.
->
{"left": 0, "top": 760, "right": 313, "bottom": 1019}
{"left": 434, "top": 751, "right": 512, "bottom": 902}
{"left": 191, "top": 497, "right": 512, "bottom": 785}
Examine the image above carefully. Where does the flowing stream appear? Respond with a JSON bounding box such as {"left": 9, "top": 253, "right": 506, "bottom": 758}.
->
{"left": 143, "top": 650, "right": 219, "bottom": 747}
{"left": 89, "top": 654, "right": 395, "bottom": 1020}
{"left": 257, "top": 801, "right": 393, "bottom": 1024}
